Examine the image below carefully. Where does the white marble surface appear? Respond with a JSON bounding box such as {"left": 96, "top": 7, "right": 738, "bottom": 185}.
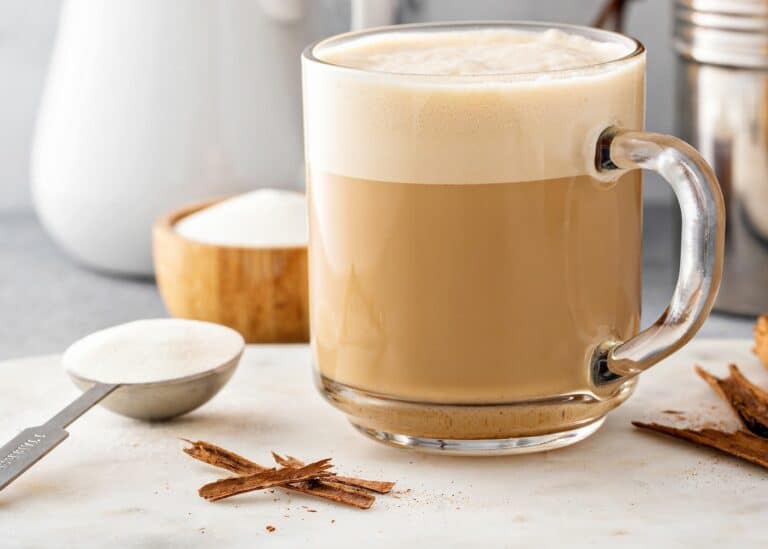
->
{"left": 1, "top": 339, "right": 767, "bottom": 548}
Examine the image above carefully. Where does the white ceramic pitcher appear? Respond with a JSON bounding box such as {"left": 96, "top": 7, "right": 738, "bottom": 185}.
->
{"left": 31, "top": 0, "right": 396, "bottom": 276}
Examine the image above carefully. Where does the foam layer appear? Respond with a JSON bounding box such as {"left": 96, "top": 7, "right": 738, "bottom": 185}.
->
{"left": 303, "top": 27, "right": 645, "bottom": 184}
{"left": 318, "top": 29, "right": 631, "bottom": 76}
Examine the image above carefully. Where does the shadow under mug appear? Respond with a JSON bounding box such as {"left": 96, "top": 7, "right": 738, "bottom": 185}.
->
{"left": 302, "top": 21, "right": 725, "bottom": 454}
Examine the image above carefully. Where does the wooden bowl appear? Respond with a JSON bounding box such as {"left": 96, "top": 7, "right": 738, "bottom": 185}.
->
{"left": 153, "top": 198, "right": 309, "bottom": 343}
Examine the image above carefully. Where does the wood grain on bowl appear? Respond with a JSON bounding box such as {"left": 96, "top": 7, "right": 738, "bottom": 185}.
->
{"left": 153, "top": 198, "right": 309, "bottom": 343}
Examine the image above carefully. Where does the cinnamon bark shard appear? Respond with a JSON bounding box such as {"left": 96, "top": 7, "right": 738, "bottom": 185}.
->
{"left": 183, "top": 439, "right": 265, "bottom": 475}
{"left": 632, "top": 422, "right": 768, "bottom": 470}
{"left": 199, "top": 458, "right": 333, "bottom": 502}
{"left": 272, "top": 452, "right": 396, "bottom": 494}
{"left": 332, "top": 476, "right": 396, "bottom": 494}
{"left": 272, "top": 452, "right": 303, "bottom": 469}
{"left": 300, "top": 480, "right": 375, "bottom": 509}
{"left": 183, "top": 441, "right": 377, "bottom": 509}
{"left": 695, "top": 364, "right": 768, "bottom": 438}
{"left": 756, "top": 315, "right": 768, "bottom": 368}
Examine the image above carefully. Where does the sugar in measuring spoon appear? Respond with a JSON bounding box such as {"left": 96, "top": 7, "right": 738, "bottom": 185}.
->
{"left": 0, "top": 319, "right": 244, "bottom": 492}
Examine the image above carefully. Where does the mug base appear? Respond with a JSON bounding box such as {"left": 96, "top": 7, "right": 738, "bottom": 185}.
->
{"left": 351, "top": 417, "right": 605, "bottom": 455}
{"left": 317, "top": 373, "right": 635, "bottom": 455}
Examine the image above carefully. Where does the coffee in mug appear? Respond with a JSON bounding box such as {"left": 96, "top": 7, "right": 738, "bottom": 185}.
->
{"left": 302, "top": 23, "right": 724, "bottom": 454}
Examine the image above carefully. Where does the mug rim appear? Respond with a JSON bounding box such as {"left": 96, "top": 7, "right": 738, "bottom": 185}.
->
{"left": 302, "top": 20, "right": 645, "bottom": 82}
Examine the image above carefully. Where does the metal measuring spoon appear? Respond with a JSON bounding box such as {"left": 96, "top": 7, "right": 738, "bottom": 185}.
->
{"left": 0, "top": 319, "right": 244, "bottom": 492}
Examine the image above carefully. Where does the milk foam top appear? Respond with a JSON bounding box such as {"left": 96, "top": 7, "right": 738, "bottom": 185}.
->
{"left": 303, "top": 25, "right": 645, "bottom": 184}
{"left": 318, "top": 29, "right": 630, "bottom": 76}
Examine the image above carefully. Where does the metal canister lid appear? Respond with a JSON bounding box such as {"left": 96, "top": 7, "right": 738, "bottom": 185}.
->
{"left": 675, "top": 0, "right": 768, "bottom": 68}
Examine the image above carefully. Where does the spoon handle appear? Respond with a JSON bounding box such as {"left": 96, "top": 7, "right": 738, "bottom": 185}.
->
{"left": 0, "top": 382, "right": 119, "bottom": 492}
{"left": 47, "top": 382, "right": 119, "bottom": 429}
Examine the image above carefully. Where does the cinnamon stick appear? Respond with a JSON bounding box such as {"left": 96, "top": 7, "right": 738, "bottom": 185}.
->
{"left": 183, "top": 439, "right": 264, "bottom": 475}
{"left": 592, "top": 0, "right": 634, "bottom": 32}
{"left": 695, "top": 365, "right": 768, "bottom": 438}
{"left": 199, "top": 459, "right": 334, "bottom": 502}
{"left": 755, "top": 315, "right": 768, "bottom": 368}
{"left": 183, "top": 440, "right": 376, "bottom": 509}
{"left": 272, "top": 452, "right": 396, "bottom": 494}
{"left": 332, "top": 476, "right": 396, "bottom": 494}
{"left": 271, "top": 452, "right": 303, "bottom": 469}
{"left": 632, "top": 422, "right": 768, "bottom": 470}
{"left": 298, "top": 479, "right": 376, "bottom": 509}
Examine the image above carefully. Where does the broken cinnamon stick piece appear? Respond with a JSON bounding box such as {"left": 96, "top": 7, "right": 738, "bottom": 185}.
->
{"left": 301, "top": 480, "right": 375, "bottom": 509}
{"left": 199, "top": 459, "right": 334, "bottom": 502}
{"left": 272, "top": 452, "right": 303, "bottom": 469}
{"left": 332, "top": 476, "right": 396, "bottom": 494}
{"left": 272, "top": 452, "right": 395, "bottom": 494}
{"left": 755, "top": 315, "right": 768, "bottom": 368}
{"left": 183, "top": 441, "right": 376, "bottom": 509}
{"left": 632, "top": 422, "right": 768, "bottom": 470}
{"left": 695, "top": 365, "right": 768, "bottom": 438}
{"left": 183, "top": 439, "right": 266, "bottom": 475}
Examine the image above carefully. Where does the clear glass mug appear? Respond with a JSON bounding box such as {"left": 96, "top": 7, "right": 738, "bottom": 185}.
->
{"left": 301, "top": 22, "right": 725, "bottom": 454}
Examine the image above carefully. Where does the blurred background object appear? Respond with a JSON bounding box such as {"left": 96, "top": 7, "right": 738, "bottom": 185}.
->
{"left": 592, "top": 0, "right": 634, "bottom": 31}
{"left": 674, "top": 0, "right": 768, "bottom": 315}
{"left": 29, "top": 0, "right": 365, "bottom": 276}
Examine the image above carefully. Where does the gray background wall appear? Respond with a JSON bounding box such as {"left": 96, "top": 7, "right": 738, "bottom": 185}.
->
{"left": 0, "top": 0, "right": 673, "bottom": 212}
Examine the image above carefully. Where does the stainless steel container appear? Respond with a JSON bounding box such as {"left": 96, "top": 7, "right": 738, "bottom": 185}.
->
{"left": 675, "top": 0, "right": 768, "bottom": 315}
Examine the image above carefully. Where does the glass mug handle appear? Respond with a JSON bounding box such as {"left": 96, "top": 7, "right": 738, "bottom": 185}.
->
{"left": 591, "top": 127, "right": 726, "bottom": 385}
